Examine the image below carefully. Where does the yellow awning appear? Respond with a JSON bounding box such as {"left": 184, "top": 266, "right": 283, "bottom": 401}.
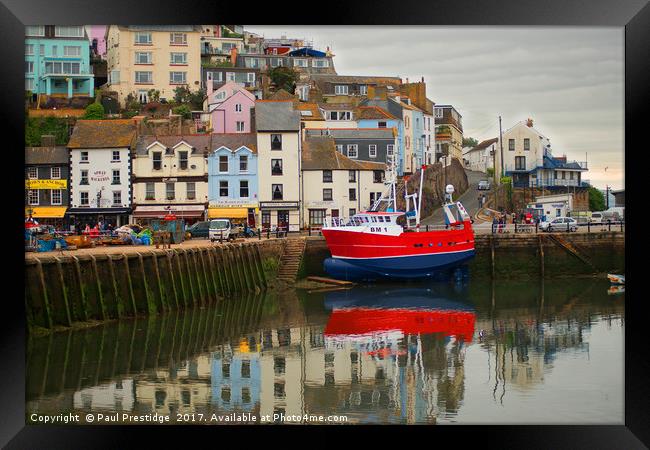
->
{"left": 208, "top": 207, "right": 249, "bottom": 219}
{"left": 25, "top": 206, "right": 67, "bottom": 218}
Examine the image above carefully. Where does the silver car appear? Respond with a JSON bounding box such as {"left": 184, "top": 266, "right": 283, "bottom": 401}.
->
{"left": 540, "top": 217, "right": 578, "bottom": 232}
{"left": 478, "top": 180, "right": 490, "bottom": 190}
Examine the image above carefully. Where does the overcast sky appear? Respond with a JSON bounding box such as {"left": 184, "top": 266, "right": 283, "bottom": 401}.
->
{"left": 247, "top": 26, "right": 624, "bottom": 190}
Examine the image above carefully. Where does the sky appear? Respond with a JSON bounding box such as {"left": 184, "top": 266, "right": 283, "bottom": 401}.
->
{"left": 247, "top": 26, "right": 624, "bottom": 190}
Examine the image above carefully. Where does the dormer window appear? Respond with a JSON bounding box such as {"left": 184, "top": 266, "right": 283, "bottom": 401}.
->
{"left": 178, "top": 150, "right": 188, "bottom": 170}
{"left": 334, "top": 85, "right": 349, "bottom": 95}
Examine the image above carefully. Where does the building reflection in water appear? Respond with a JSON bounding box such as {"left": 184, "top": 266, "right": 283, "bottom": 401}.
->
{"left": 25, "top": 279, "right": 624, "bottom": 424}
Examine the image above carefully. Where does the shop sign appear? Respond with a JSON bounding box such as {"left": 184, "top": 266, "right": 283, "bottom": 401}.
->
{"left": 260, "top": 201, "right": 299, "bottom": 209}
{"left": 90, "top": 170, "right": 110, "bottom": 182}
{"left": 210, "top": 199, "right": 258, "bottom": 208}
{"left": 25, "top": 179, "right": 67, "bottom": 189}
{"left": 307, "top": 201, "right": 337, "bottom": 208}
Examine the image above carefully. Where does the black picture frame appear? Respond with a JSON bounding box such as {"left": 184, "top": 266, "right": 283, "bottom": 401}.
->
{"left": 2, "top": 0, "right": 645, "bottom": 447}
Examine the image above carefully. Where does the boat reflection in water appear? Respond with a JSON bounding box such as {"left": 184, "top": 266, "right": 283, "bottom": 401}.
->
{"left": 320, "top": 285, "right": 476, "bottom": 423}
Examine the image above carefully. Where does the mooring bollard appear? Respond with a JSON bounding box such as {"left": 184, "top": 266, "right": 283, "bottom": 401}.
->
{"left": 258, "top": 228, "right": 261, "bottom": 240}
{"left": 219, "top": 230, "right": 223, "bottom": 244}
{"left": 426, "top": 225, "right": 429, "bottom": 232}
{"left": 620, "top": 221, "right": 623, "bottom": 232}
{"left": 308, "top": 226, "right": 311, "bottom": 237}
{"left": 267, "top": 228, "right": 270, "bottom": 239}
{"left": 608, "top": 220, "right": 611, "bottom": 232}
{"left": 587, "top": 221, "right": 590, "bottom": 233}
{"left": 515, "top": 222, "right": 518, "bottom": 233}
{"left": 535, "top": 222, "right": 538, "bottom": 233}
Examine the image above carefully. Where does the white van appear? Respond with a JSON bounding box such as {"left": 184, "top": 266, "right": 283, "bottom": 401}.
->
{"left": 590, "top": 212, "right": 604, "bottom": 224}
{"left": 209, "top": 219, "right": 238, "bottom": 242}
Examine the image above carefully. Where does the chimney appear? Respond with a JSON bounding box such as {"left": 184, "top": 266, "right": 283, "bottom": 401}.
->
{"left": 230, "top": 47, "right": 238, "bottom": 66}
{"left": 206, "top": 72, "right": 214, "bottom": 97}
{"left": 406, "top": 77, "right": 409, "bottom": 84}
{"left": 40, "top": 134, "right": 55, "bottom": 147}
{"left": 421, "top": 76, "right": 424, "bottom": 83}
{"left": 526, "top": 118, "right": 534, "bottom": 127}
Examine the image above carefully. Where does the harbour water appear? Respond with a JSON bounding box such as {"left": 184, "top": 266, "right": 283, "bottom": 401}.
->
{"left": 26, "top": 278, "right": 624, "bottom": 425}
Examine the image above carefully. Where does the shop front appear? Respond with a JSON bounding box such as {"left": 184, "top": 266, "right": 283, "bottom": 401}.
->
{"left": 24, "top": 206, "right": 68, "bottom": 229}
{"left": 208, "top": 201, "right": 259, "bottom": 228}
{"left": 132, "top": 205, "right": 207, "bottom": 226}
{"left": 305, "top": 201, "right": 339, "bottom": 227}
{"left": 65, "top": 207, "right": 131, "bottom": 232}
{"left": 259, "top": 201, "right": 300, "bottom": 232}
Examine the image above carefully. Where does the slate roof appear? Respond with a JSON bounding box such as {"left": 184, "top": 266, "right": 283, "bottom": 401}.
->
{"left": 302, "top": 136, "right": 386, "bottom": 171}
{"left": 137, "top": 134, "right": 213, "bottom": 155}
{"left": 268, "top": 89, "right": 297, "bottom": 101}
{"left": 355, "top": 106, "right": 396, "bottom": 120}
{"left": 317, "top": 102, "right": 355, "bottom": 111}
{"left": 25, "top": 146, "right": 69, "bottom": 165}
{"left": 295, "top": 102, "right": 324, "bottom": 120}
{"left": 466, "top": 138, "right": 498, "bottom": 153}
{"left": 210, "top": 133, "right": 257, "bottom": 153}
{"left": 254, "top": 101, "right": 300, "bottom": 131}
{"left": 311, "top": 74, "right": 402, "bottom": 93}
{"left": 542, "top": 155, "right": 587, "bottom": 170}
{"left": 305, "top": 128, "right": 395, "bottom": 140}
{"left": 68, "top": 120, "right": 137, "bottom": 149}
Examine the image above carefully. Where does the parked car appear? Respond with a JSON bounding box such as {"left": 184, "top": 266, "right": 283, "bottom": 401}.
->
{"left": 477, "top": 180, "right": 491, "bottom": 190}
{"left": 540, "top": 217, "right": 578, "bottom": 232}
{"left": 209, "top": 219, "right": 238, "bottom": 242}
{"left": 186, "top": 221, "right": 209, "bottom": 239}
{"left": 590, "top": 212, "right": 604, "bottom": 224}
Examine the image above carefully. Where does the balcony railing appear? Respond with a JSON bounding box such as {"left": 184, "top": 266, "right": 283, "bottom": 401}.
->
{"left": 512, "top": 179, "right": 590, "bottom": 188}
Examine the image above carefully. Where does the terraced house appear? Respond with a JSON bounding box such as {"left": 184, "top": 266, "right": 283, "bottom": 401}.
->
{"left": 434, "top": 105, "right": 464, "bottom": 164}
{"left": 105, "top": 25, "right": 202, "bottom": 105}
{"left": 25, "top": 25, "right": 94, "bottom": 99}
{"left": 132, "top": 134, "right": 211, "bottom": 225}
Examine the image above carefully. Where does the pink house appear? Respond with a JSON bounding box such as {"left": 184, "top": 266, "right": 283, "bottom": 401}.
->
{"left": 206, "top": 80, "right": 256, "bottom": 134}
{"left": 86, "top": 25, "right": 107, "bottom": 58}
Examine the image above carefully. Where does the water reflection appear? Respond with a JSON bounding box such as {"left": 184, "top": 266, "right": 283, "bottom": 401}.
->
{"left": 26, "top": 279, "right": 624, "bottom": 424}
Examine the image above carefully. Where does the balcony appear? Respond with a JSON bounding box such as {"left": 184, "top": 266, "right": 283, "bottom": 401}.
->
{"left": 512, "top": 178, "right": 590, "bottom": 188}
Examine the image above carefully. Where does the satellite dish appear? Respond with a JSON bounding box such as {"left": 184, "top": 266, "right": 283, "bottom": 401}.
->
{"left": 446, "top": 184, "right": 455, "bottom": 194}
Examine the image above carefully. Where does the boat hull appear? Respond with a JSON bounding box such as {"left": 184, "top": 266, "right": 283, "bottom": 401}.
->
{"left": 324, "top": 248, "right": 475, "bottom": 281}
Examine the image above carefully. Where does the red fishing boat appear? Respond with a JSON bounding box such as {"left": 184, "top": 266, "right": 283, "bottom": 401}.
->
{"left": 322, "top": 163, "right": 475, "bottom": 281}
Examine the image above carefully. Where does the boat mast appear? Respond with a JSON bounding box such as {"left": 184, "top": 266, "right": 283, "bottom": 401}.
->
{"left": 416, "top": 164, "right": 425, "bottom": 230}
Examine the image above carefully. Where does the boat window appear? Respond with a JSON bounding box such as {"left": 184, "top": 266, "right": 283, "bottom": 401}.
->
{"left": 362, "top": 217, "right": 369, "bottom": 222}
{"left": 377, "top": 216, "right": 384, "bottom": 222}
{"left": 371, "top": 217, "right": 377, "bottom": 222}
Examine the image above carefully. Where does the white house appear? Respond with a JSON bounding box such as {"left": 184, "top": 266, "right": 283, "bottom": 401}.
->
{"left": 463, "top": 138, "right": 497, "bottom": 173}
{"left": 255, "top": 101, "right": 302, "bottom": 232}
{"left": 66, "top": 120, "right": 136, "bottom": 228}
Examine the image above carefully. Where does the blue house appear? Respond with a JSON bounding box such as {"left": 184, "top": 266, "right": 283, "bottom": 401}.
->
{"left": 25, "top": 25, "right": 94, "bottom": 98}
{"left": 211, "top": 347, "right": 261, "bottom": 411}
{"left": 207, "top": 133, "right": 259, "bottom": 226}
{"left": 359, "top": 100, "right": 406, "bottom": 175}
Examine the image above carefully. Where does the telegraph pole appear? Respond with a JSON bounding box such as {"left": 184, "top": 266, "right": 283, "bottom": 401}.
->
{"left": 498, "top": 115, "right": 504, "bottom": 183}
{"left": 606, "top": 185, "right": 610, "bottom": 209}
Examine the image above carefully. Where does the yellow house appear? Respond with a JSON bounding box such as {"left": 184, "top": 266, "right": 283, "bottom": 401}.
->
{"left": 105, "top": 25, "right": 203, "bottom": 106}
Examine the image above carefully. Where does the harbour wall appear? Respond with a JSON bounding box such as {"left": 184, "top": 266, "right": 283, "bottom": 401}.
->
{"left": 302, "top": 232, "right": 625, "bottom": 279}
{"left": 25, "top": 240, "right": 287, "bottom": 332}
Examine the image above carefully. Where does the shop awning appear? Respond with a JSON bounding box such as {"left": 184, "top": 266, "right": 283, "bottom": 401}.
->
{"left": 133, "top": 205, "right": 205, "bottom": 218}
{"left": 25, "top": 206, "right": 67, "bottom": 218}
{"left": 208, "top": 207, "right": 249, "bottom": 219}
{"left": 66, "top": 208, "right": 131, "bottom": 215}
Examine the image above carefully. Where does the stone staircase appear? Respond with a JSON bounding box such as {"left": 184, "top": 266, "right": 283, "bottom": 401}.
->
{"left": 546, "top": 234, "right": 598, "bottom": 272}
{"left": 277, "top": 238, "right": 307, "bottom": 284}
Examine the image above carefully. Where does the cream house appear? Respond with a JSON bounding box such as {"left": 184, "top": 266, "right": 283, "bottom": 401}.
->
{"left": 105, "top": 25, "right": 203, "bottom": 106}
{"left": 301, "top": 135, "right": 386, "bottom": 227}
{"left": 131, "top": 134, "right": 211, "bottom": 224}
{"left": 255, "top": 101, "right": 302, "bottom": 232}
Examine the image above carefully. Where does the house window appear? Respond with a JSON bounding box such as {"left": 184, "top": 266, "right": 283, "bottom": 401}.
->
{"left": 569, "top": 171, "right": 574, "bottom": 180}
{"left": 323, "top": 189, "right": 333, "bottom": 201}
{"left": 349, "top": 170, "right": 356, "bottom": 182}
{"left": 272, "top": 184, "right": 283, "bottom": 200}
{"left": 112, "top": 170, "right": 120, "bottom": 184}
{"left": 25, "top": 78, "right": 34, "bottom": 91}
{"left": 313, "top": 59, "right": 329, "bottom": 68}
{"left": 246, "top": 72, "right": 255, "bottom": 83}
{"left": 166, "top": 183, "right": 175, "bottom": 200}
{"left": 309, "top": 209, "right": 326, "bottom": 226}
{"left": 55, "top": 26, "right": 83, "bottom": 37}
{"left": 170, "top": 52, "right": 187, "bottom": 64}
{"left": 170, "top": 71, "right": 186, "bottom": 84}
{"left": 28, "top": 167, "right": 38, "bottom": 179}
{"left": 435, "top": 108, "right": 443, "bottom": 118}
{"left": 63, "top": 46, "right": 81, "bottom": 57}
{"left": 152, "top": 152, "right": 162, "bottom": 170}
{"left": 25, "top": 61, "right": 34, "bottom": 74}
{"left": 336, "top": 145, "right": 344, "bottom": 153}
{"left": 178, "top": 151, "right": 188, "bottom": 170}
{"left": 170, "top": 33, "right": 187, "bottom": 45}
{"left": 110, "top": 70, "right": 120, "bottom": 84}
{"left": 509, "top": 139, "right": 515, "bottom": 151}
{"left": 369, "top": 145, "right": 377, "bottom": 158}
{"left": 45, "top": 61, "right": 80, "bottom": 74}
{"left": 80, "top": 191, "right": 89, "bottom": 206}
{"left": 28, "top": 190, "right": 39, "bottom": 205}
{"left": 323, "top": 170, "right": 332, "bottom": 183}
{"left": 50, "top": 167, "right": 61, "bottom": 179}
{"left": 334, "top": 85, "right": 349, "bottom": 95}
{"left": 134, "top": 32, "right": 152, "bottom": 44}
{"left": 329, "top": 111, "right": 351, "bottom": 121}
{"left": 247, "top": 58, "right": 259, "bottom": 68}
{"left": 226, "top": 72, "right": 235, "bottom": 82}
{"left": 236, "top": 121, "right": 245, "bottom": 132}
{"left": 405, "top": 117, "right": 410, "bottom": 129}
{"left": 271, "top": 58, "right": 283, "bottom": 68}
{"left": 387, "top": 144, "right": 395, "bottom": 156}
{"left": 135, "top": 71, "right": 152, "bottom": 83}
{"left": 186, "top": 182, "right": 196, "bottom": 200}
{"left": 80, "top": 151, "right": 89, "bottom": 162}
{"left": 235, "top": 103, "right": 242, "bottom": 113}
{"left": 349, "top": 188, "right": 357, "bottom": 201}
{"left": 378, "top": 121, "right": 386, "bottom": 128}
{"left": 25, "top": 26, "right": 45, "bottom": 36}
{"left": 515, "top": 156, "right": 526, "bottom": 170}
{"left": 240, "top": 180, "right": 249, "bottom": 198}
{"left": 359, "top": 85, "right": 368, "bottom": 95}
{"left": 39, "top": 44, "right": 44, "bottom": 56}
{"left": 239, "top": 155, "right": 248, "bottom": 172}
{"left": 80, "top": 170, "right": 89, "bottom": 185}
{"left": 561, "top": 171, "right": 566, "bottom": 180}
{"left": 271, "top": 159, "right": 283, "bottom": 175}
{"left": 25, "top": 44, "right": 34, "bottom": 55}
{"left": 219, "top": 180, "right": 229, "bottom": 197}
{"left": 113, "top": 191, "right": 122, "bottom": 206}
{"left": 51, "top": 189, "right": 62, "bottom": 205}
{"left": 145, "top": 182, "right": 155, "bottom": 200}
{"left": 293, "top": 59, "right": 308, "bottom": 67}
{"left": 135, "top": 52, "right": 152, "bottom": 64}
{"left": 271, "top": 134, "right": 282, "bottom": 150}
{"left": 112, "top": 150, "right": 120, "bottom": 162}
{"left": 524, "top": 138, "right": 530, "bottom": 151}
{"left": 51, "top": 46, "right": 57, "bottom": 57}
{"left": 349, "top": 208, "right": 356, "bottom": 217}
{"left": 373, "top": 170, "right": 384, "bottom": 183}
{"left": 347, "top": 145, "right": 358, "bottom": 159}
{"left": 216, "top": 154, "right": 228, "bottom": 173}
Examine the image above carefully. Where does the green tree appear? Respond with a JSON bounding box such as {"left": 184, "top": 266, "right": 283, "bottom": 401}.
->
{"left": 173, "top": 86, "right": 205, "bottom": 110}
{"left": 25, "top": 116, "right": 71, "bottom": 146}
{"left": 148, "top": 89, "right": 160, "bottom": 102}
{"left": 268, "top": 67, "right": 299, "bottom": 94}
{"left": 463, "top": 137, "right": 479, "bottom": 148}
{"left": 172, "top": 105, "right": 192, "bottom": 119}
{"left": 486, "top": 167, "right": 494, "bottom": 178}
{"left": 588, "top": 185, "right": 606, "bottom": 211}
{"left": 83, "top": 102, "right": 105, "bottom": 119}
